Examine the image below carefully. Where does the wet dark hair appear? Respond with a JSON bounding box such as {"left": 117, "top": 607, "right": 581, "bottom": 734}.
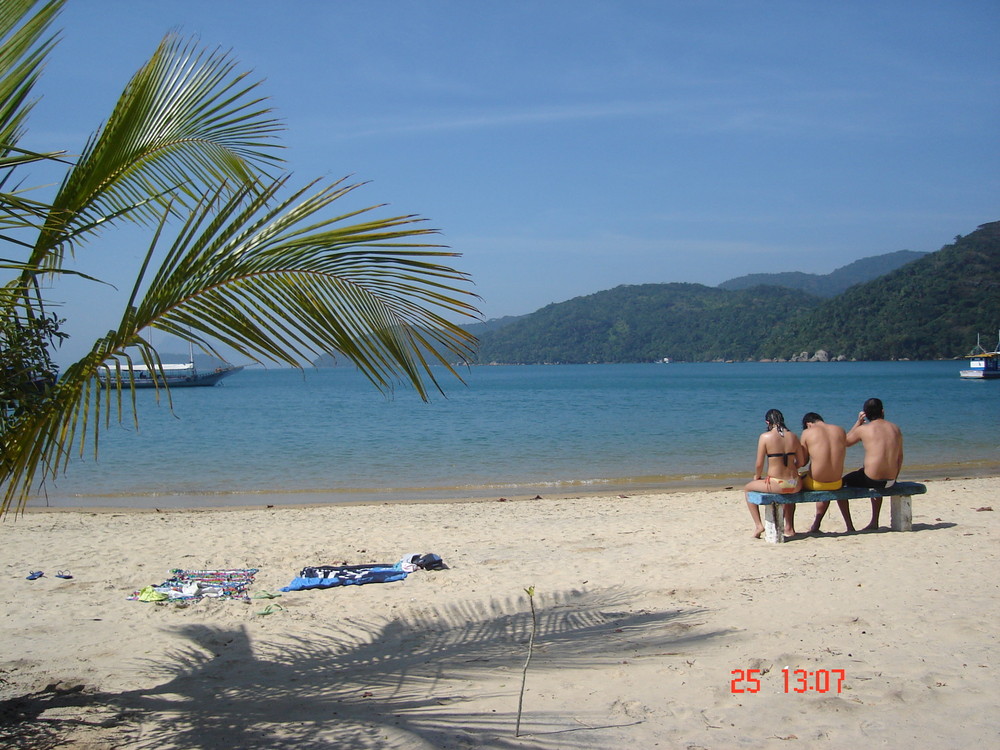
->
{"left": 765, "top": 408, "right": 787, "bottom": 435}
{"left": 802, "top": 412, "right": 824, "bottom": 429}
{"left": 863, "top": 398, "right": 884, "bottom": 421}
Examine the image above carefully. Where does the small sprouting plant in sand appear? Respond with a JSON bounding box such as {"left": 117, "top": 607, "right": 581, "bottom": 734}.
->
{"left": 515, "top": 584, "right": 537, "bottom": 737}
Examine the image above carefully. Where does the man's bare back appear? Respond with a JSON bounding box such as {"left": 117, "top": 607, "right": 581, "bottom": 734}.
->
{"left": 801, "top": 418, "right": 847, "bottom": 484}
{"left": 801, "top": 412, "right": 848, "bottom": 534}
{"left": 846, "top": 412, "right": 904, "bottom": 481}
{"left": 841, "top": 398, "right": 904, "bottom": 531}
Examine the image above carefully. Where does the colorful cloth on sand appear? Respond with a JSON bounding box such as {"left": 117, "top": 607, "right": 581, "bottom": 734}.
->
{"left": 129, "top": 568, "right": 258, "bottom": 601}
{"left": 280, "top": 563, "right": 408, "bottom": 592}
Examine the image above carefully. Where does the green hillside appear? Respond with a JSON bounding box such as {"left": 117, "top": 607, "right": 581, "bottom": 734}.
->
{"left": 758, "top": 222, "right": 1000, "bottom": 360}
{"left": 473, "top": 222, "right": 1000, "bottom": 363}
{"left": 474, "top": 283, "right": 820, "bottom": 363}
{"left": 718, "top": 250, "right": 926, "bottom": 297}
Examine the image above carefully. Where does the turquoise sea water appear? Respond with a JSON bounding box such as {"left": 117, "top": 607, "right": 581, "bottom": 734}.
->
{"left": 34, "top": 361, "right": 1000, "bottom": 508}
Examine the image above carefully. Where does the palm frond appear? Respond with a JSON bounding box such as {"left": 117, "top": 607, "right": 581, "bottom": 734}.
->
{"left": 0, "top": 143, "right": 69, "bottom": 168}
{"left": 28, "top": 32, "right": 283, "bottom": 270}
{"left": 0, "top": 0, "right": 63, "bottom": 153}
{"left": 0, "top": 1, "right": 63, "bottom": 255}
{"left": 0, "top": 168, "right": 65, "bottom": 245}
{"left": 0, "top": 2, "right": 481, "bottom": 516}
{"left": 1, "top": 177, "right": 480, "bottom": 515}
{"left": 132, "top": 176, "right": 480, "bottom": 395}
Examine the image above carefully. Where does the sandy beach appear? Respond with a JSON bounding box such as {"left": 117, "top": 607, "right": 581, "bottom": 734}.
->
{"left": 1, "top": 477, "right": 997, "bottom": 749}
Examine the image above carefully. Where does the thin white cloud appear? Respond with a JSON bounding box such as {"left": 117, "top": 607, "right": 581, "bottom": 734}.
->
{"left": 320, "top": 88, "right": 889, "bottom": 141}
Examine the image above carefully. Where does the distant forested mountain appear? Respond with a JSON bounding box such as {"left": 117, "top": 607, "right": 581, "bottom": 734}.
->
{"left": 757, "top": 222, "right": 1000, "bottom": 360}
{"left": 718, "top": 250, "right": 926, "bottom": 297}
{"left": 471, "top": 222, "right": 1000, "bottom": 363}
{"left": 474, "top": 283, "right": 820, "bottom": 363}
{"left": 459, "top": 315, "right": 522, "bottom": 337}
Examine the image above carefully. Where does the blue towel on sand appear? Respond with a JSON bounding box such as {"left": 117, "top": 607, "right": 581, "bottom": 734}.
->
{"left": 280, "top": 563, "right": 408, "bottom": 591}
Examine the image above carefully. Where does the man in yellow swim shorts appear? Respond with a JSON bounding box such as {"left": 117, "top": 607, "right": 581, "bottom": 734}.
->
{"left": 799, "top": 412, "right": 848, "bottom": 533}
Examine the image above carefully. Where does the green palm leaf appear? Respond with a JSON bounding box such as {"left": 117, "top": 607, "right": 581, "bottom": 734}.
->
{"left": 132, "top": 176, "right": 479, "bottom": 391}
{"left": 0, "top": 1, "right": 63, "bottom": 252}
{"left": 1, "top": 176, "right": 479, "bottom": 514}
{"left": 1, "top": 1, "right": 481, "bottom": 516}
{"left": 28, "top": 31, "right": 283, "bottom": 271}
{"left": 0, "top": 0, "right": 62, "bottom": 154}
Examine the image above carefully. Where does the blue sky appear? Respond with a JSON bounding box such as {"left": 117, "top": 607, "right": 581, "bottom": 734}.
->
{"left": 19, "top": 1, "right": 1000, "bottom": 364}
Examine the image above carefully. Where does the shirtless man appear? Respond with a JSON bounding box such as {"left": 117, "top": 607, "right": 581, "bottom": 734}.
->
{"left": 841, "top": 397, "right": 904, "bottom": 531}
{"left": 799, "top": 412, "right": 848, "bottom": 534}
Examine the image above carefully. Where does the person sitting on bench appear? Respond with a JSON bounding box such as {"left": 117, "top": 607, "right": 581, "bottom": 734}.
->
{"left": 799, "top": 412, "right": 848, "bottom": 534}
{"left": 743, "top": 409, "right": 805, "bottom": 539}
{"left": 840, "top": 397, "right": 904, "bottom": 532}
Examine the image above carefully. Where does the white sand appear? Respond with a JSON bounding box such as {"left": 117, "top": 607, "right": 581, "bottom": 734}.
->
{"left": 1, "top": 477, "right": 997, "bottom": 748}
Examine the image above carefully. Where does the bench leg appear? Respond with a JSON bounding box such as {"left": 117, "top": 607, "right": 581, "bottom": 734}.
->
{"left": 890, "top": 495, "right": 912, "bottom": 531}
{"left": 763, "top": 504, "right": 785, "bottom": 543}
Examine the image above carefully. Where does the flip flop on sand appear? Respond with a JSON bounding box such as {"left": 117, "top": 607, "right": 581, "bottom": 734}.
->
{"left": 26, "top": 571, "right": 44, "bottom": 580}
{"left": 255, "top": 603, "right": 284, "bottom": 616}
{"left": 251, "top": 591, "right": 281, "bottom": 599}
{"left": 56, "top": 571, "right": 73, "bottom": 579}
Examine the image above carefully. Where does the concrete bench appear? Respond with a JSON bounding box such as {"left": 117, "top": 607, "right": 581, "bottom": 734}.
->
{"left": 746, "top": 481, "right": 927, "bottom": 543}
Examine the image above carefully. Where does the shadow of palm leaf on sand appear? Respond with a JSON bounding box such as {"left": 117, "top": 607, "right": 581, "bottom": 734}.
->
{"left": 2, "top": 587, "right": 729, "bottom": 749}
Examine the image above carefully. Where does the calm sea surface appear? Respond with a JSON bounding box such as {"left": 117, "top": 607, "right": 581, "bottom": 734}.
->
{"left": 34, "top": 361, "right": 1000, "bottom": 508}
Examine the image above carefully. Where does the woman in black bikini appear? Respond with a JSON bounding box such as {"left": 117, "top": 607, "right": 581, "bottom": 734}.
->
{"left": 743, "top": 408, "right": 805, "bottom": 538}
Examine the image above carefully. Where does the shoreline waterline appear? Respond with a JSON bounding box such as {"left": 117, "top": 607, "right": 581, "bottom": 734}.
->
{"left": 21, "top": 362, "right": 1000, "bottom": 511}
{"left": 24, "top": 460, "right": 1000, "bottom": 512}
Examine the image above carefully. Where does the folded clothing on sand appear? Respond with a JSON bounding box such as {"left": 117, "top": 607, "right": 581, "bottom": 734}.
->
{"left": 397, "top": 552, "right": 447, "bottom": 572}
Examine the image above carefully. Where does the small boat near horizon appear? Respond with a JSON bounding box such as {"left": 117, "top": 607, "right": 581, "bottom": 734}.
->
{"left": 959, "top": 331, "right": 1000, "bottom": 380}
{"left": 99, "top": 361, "right": 244, "bottom": 388}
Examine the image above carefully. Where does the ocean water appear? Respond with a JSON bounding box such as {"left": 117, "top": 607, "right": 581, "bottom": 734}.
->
{"left": 34, "top": 361, "right": 1000, "bottom": 508}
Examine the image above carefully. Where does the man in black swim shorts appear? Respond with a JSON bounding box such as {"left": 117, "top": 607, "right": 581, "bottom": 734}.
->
{"left": 841, "top": 398, "right": 904, "bottom": 531}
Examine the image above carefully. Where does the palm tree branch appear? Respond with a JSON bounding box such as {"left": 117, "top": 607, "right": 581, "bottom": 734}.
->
{"left": 0, "top": 0, "right": 63, "bottom": 150}
{"left": 27, "top": 32, "right": 283, "bottom": 271}
{"left": 112, "top": 179, "right": 479, "bottom": 393}
{"left": 0, "top": 3, "right": 481, "bottom": 514}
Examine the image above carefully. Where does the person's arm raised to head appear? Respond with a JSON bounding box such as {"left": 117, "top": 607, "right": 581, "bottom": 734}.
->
{"left": 845, "top": 412, "right": 866, "bottom": 447}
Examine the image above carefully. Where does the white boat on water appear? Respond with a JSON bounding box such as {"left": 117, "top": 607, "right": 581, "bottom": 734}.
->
{"left": 99, "top": 361, "right": 243, "bottom": 388}
{"left": 959, "top": 332, "right": 1000, "bottom": 380}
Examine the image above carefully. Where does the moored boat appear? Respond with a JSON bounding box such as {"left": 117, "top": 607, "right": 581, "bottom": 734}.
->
{"left": 99, "top": 361, "right": 244, "bottom": 388}
{"left": 959, "top": 332, "right": 1000, "bottom": 379}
